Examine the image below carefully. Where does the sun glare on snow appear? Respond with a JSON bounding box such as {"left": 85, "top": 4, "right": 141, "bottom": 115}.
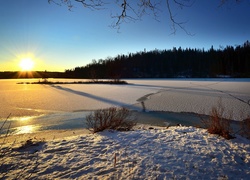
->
{"left": 19, "top": 58, "right": 34, "bottom": 71}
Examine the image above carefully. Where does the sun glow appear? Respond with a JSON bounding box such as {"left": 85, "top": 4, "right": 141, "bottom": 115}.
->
{"left": 19, "top": 58, "right": 35, "bottom": 71}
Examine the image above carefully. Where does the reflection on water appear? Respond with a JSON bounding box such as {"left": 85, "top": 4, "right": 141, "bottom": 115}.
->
{"left": 15, "top": 125, "right": 40, "bottom": 134}
{"left": 0, "top": 115, "right": 43, "bottom": 135}
{"left": 0, "top": 124, "right": 41, "bottom": 136}
{"left": 0, "top": 111, "right": 90, "bottom": 135}
{"left": 0, "top": 115, "right": 43, "bottom": 123}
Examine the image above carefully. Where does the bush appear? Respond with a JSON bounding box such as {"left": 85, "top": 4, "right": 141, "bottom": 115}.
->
{"left": 86, "top": 107, "right": 136, "bottom": 133}
{"left": 201, "top": 102, "right": 234, "bottom": 140}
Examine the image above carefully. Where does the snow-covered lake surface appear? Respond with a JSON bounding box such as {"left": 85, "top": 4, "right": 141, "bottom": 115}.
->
{"left": 0, "top": 78, "right": 250, "bottom": 134}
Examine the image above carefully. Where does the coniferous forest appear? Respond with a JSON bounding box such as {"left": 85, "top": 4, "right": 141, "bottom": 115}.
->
{"left": 1, "top": 41, "right": 249, "bottom": 79}
{"left": 65, "top": 41, "right": 250, "bottom": 79}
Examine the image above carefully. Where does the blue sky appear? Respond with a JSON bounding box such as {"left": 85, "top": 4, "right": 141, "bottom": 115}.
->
{"left": 0, "top": 0, "right": 249, "bottom": 72}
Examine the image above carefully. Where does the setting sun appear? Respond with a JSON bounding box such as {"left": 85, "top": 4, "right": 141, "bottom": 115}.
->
{"left": 19, "top": 58, "right": 34, "bottom": 71}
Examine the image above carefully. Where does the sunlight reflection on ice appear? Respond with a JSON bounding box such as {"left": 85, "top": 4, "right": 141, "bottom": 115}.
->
{"left": 11, "top": 114, "right": 45, "bottom": 123}
{"left": 15, "top": 125, "right": 39, "bottom": 134}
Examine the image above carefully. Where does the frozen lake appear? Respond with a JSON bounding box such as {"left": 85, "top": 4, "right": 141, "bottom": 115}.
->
{"left": 0, "top": 78, "right": 250, "bottom": 135}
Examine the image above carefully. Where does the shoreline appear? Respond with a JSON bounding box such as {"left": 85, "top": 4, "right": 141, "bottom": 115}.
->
{"left": 0, "top": 123, "right": 170, "bottom": 146}
{"left": 1, "top": 109, "right": 243, "bottom": 135}
{"left": 1, "top": 110, "right": 204, "bottom": 136}
{"left": 1, "top": 110, "right": 243, "bottom": 144}
{"left": 0, "top": 128, "right": 91, "bottom": 145}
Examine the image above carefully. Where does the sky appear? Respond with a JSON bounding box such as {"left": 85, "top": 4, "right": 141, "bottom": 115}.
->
{"left": 0, "top": 0, "right": 250, "bottom": 72}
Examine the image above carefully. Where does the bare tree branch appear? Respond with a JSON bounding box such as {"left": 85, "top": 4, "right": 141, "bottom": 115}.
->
{"left": 49, "top": 0, "right": 195, "bottom": 34}
{"left": 48, "top": 0, "right": 245, "bottom": 34}
{"left": 74, "top": 0, "right": 105, "bottom": 10}
{"left": 137, "top": 0, "right": 162, "bottom": 19}
{"left": 110, "top": 0, "right": 140, "bottom": 31}
{"left": 48, "top": 0, "right": 105, "bottom": 10}
{"left": 166, "top": 0, "right": 195, "bottom": 35}
{"left": 111, "top": 0, "right": 165, "bottom": 32}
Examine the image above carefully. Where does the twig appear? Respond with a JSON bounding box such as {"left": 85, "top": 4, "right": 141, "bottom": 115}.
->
{"left": 0, "top": 113, "right": 11, "bottom": 131}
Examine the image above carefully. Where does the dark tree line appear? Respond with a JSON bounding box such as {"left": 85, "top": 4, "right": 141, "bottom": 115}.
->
{"left": 0, "top": 71, "right": 65, "bottom": 79}
{"left": 65, "top": 41, "right": 250, "bottom": 78}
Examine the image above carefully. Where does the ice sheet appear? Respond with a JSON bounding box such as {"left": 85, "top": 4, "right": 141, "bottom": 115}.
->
{"left": 0, "top": 78, "right": 249, "bottom": 122}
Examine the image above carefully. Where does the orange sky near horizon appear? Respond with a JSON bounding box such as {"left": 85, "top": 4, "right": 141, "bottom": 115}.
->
{"left": 1, "top": 53, "right": 66, "bottom": 72}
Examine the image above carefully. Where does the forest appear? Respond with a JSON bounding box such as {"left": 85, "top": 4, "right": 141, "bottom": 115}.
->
{"left": 1, "top": 41, "right": 249, "bottom": 79}
{"left": 64, "top": 41, "right": 250, "bottom": 79}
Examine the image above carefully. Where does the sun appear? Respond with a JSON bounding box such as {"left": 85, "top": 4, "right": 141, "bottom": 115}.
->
{"left": 19, "top": 58, "right": 34, "bottom": 71}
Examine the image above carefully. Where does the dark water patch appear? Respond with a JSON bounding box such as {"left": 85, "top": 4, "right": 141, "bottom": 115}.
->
{"left": 132, "top": 111, "right": 242, "bottom": 131}
{"left": 132, "top": 111, "right": 205, "bottom": 127}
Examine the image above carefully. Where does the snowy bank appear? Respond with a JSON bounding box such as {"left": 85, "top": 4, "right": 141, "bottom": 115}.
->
{"left": 1, "top": 126, "right": 250, "bottom": 179}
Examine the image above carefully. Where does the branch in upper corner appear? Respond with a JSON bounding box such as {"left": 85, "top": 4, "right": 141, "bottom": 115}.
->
{"left": 110, "top": 0, "right": 139, "bottom": 31}
{"left": 110, "top": 0, "right": 195, "bottom": 35}
{"left": 166, "top": 0, "right": 195, "bottom": 35}
{"left": 137, "top": 0, "right": 162, "bottom": 20}
{"left": 48, "top": 0, "right": 195, "bottom": 35}
{"left": 48, "top": 0, "right": 105, "bottom": 11}
{"left": 110, "top": 0, "right": 162, "bottom": 32}
{"left": 74, "top": 0, "right": 105, "bottom": 10}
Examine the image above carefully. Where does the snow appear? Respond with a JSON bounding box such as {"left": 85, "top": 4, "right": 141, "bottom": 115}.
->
{"left": 1, "top": 126, "right": 249, "bottom": 179}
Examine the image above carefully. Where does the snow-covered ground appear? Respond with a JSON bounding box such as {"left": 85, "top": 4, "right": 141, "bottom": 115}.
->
{"left": 1, "top": 79, "right": 250, "bottom": 179}
{"left": 1, "top": 126, "right": 250, "bottom": 179}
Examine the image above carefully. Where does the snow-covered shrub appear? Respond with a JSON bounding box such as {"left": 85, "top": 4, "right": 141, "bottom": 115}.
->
{"left": 86, "top": 107, "right": 136, "bottom": 133}
{"left": 201, "top": 102, "right": 234, "bottom": 140}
